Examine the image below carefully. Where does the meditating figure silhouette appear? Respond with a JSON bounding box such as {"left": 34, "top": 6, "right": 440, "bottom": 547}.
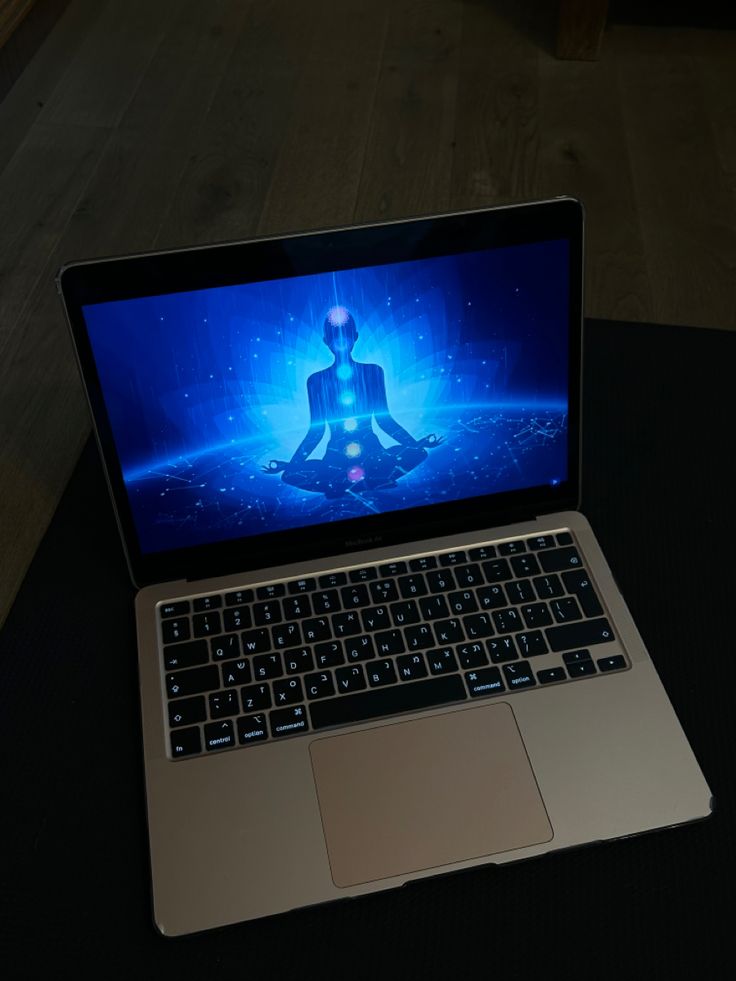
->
{"left": 262, "top": 306, "right": 442, "bottom": 497}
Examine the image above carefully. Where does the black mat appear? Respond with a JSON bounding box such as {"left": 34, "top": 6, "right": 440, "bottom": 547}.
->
{"left": 2, "top": 319, "right": 733, "bottom": 976}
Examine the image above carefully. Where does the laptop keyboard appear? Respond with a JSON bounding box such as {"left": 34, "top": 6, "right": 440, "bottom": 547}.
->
{"left": 159, "top": 530, "right": 628, "bottom": 759}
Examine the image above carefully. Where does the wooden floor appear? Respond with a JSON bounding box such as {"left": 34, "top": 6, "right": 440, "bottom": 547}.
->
{"left": 1, "top": 0, "right": 735, "bottom": 625}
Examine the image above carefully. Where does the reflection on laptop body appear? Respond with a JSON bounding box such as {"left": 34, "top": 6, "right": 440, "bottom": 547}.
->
{"left": 59, "top": 198, "right": 711, "bottom": 936}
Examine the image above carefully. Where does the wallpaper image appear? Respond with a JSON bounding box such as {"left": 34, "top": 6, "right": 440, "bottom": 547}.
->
{"left": 83, "top": 240, "right": 569, "bottom": 554}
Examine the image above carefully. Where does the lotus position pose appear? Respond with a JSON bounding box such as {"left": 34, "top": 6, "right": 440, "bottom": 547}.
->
{"left": 262, "top": 306, "right": 442, "bottom": 497}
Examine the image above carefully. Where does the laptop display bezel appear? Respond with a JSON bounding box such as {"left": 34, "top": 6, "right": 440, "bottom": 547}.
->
{"left": 59, "top": 199, "right": 583, "bottom": 587}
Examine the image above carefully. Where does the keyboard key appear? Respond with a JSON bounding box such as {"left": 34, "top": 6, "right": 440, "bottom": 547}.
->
{"left": 466, "top": 667, "right": 505, "bottom": 697}
{"left": 210, "top": 634, "right": 241, "bottom": 662}
{"left": 237, "top": 713, "right": 268, "bottom": 744}
{"left": 222, "top": 659, "right": 251, "bottom": 687}
{"left": 361, "top": 606, "right": 392, "bottom": 632}
{"left": 551, "top": 597, "right": 583, "bottom": 623}
{"left": 240, "top": 628, "right": 270, "bottom": 655}
{"left": 427, "top": 648, "right": 458, "bottom": 675}
{"left": 396, "top": 653, "right": 429, "bottom": 681}
{"left": 561, "top": 570, "right": 604, "bottom": 617}
{"left": 160, "top": 601, "right": 189, "bottom": 619}
{"left": 457, "top": 642, "right": 487, "bottom": 669}
{"left": 505, "top": 579, "right": 535, "bottom": 605}
{"left": 283, "top": 595, "right": 312, "bottom": 619}
{"left": 538, "top": 667, "right": 566, "bottom": 684}
{"left": 533, "top": 574, "right": 564, "bottom": 599}
{"left": 168, "top": 696, "right": 206, "bottom": 728}
{"left": 439, "top": 551, "right": 466, "bottom": 566}
{"left": 433, "top": 618, "right": 464, "bottom": 645}
{"left": 521, "top": 602, "right": 553, "bottom": 629}
{"left": 209, "top": 690, "right": 240, "bottom": 719}
{"left": 341, "top": 584, "right": 371, "bottom": 608}
{"left": 335, "top": 665, "right": 367, "bottom": 693}
{"left": 204, "top": 720, "right": 235, "bottom": 751}
{"left": 170, "top": 726, "right": 201, "bottom": 758}
{"left": 345, "top": 635, "right": 376, "bottom": 662}
{"left": 454, "top": 564, "right": 483, "bottom": 588}
{"left": 193, "top": 594, "right": 222, "bottom": 612}
{"left": 567, "top": 660, "right": 597, "bottom": 678}
{"left": 488, "top": 636, "right": 517, "bottom": 663}
{"left": 463, "top": 612, "right": 494, "bottom": 639}
{"left": 410, "top": 556, "right": 437, "bottom": 571}
{"left": 546, "top": 618, "right": 615, "bottom": 652}
{"left": 368, "top": 659, "right": 398, "bottom": 687}
{"left": 556, "top": 532, "right": 573, "bottom": 545}
{"left": 252, "top": 653, "right": 283, "bottom": 680}
{"left": 427, "top": 569, "right": 457, "bottom": 593}
{"left": 284, "top": 647, "right": 314, "bottom": 675}
{"left": 225, "top": 588, "right": 254, "bottom": 606}
{"left": 379, "top": 561, "right": 407, "bottom": 577}
{"left": 538, "top": 547, "right": 583, "bottom": 573}
{"left": 448, "top": 589, "right": 478, "bottom": 614}
{"left": 598, "top": 654, "right": 627, "bottom": 672}
{"left": 313, "top": 590, "right": 340, "bottom": 614}
{"left": 398, "top": 574, "right": 428, "bottom": 599}
{"left": 193, "top": 611, "right": 222, "bottom": 638}
{"left": 163, "top": 639, "right": 209, "bottom": 670}
{"left": 390, "top": 600, "right": 420, "bottom": 627}
{"left": 272, "top": 621, "right": 302, "bottom": 649}
{"left": 370, "top": 579, "right": 400, "bottom": 604}
{"left": 253, "top": 601, "right": 282, "bottom": 626}
{"left": 502, "top": 661, "right": 536, "bottom": 689}
{"left": 492, "top": 607, "right": 522, "bottom": 634}
{"left": 405, "top": 624, "right": 435, "bottom": 651}
{"left": 162, "top": 618, "right": 190, "bottom": 644}
{"left": 349, "top": 567, "right": 378, "bottom": 583}
{"left": 303, "top": 617, "right": 332, "bottom": 643}
{"left": 477, "top": 584, "right": 507, "bottom": 610}
{"left": 256, "top": 583, "right": 285, "bottom": 600}
{"left": 241, "top": 684, "right": 272, "bottom": 712}
{"left": 223, "top": 607, "right": 251, "bottom": 632}
{"left": 273, "top": 677, "right": 304, "bottom": 706}
{"left": 304, "top": 672, "right": 336, "bottom": 700}
{"left": 419, "top": 595, "right": 450, "bottom": 620}
{"left": 166, "top": 665, "right": 220, "bottom": 699}
{"left": 498, "top": 540, "right": 526, "bottom": 555}
{"left": 332, "top": 611, "right": 362, "bottom": 637}
{"left": 511, "top": 553, "right": 540, "bottom": 577}
{"left": 314, "top": 641, "right": 344, "bottom": 668}
{"left": 374, "top": 630, "right": 405, "bottom": 657}
{"left": 528, "top": 535, "right": 555, "bottom": 551}
{"left": 482, "top": 558, "right": 513, "bottom": 582}
{"left": 319, "top": 572, "right": 347, "bottom": 588}
{"left": 469, "top": 545, "right": 496, "bottom": 561}
{"left": 515, "top": 631, "right": 548, "bottom": 658}
{"left": 562, "top": 649, "right": 592, "bottom": 665}
{"left": 309, "top": 675, "right": 467, "bottom": 730}
{"left": 288, "top": 578, "right": 316, "bottom": 594}
{"left": 270, "top": 705, "right": 309, "bottom": 738}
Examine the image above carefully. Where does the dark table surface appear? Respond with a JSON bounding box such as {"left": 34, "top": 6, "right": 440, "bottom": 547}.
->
{"left": 2, "top": 319, "right": 734, "bottom": 977}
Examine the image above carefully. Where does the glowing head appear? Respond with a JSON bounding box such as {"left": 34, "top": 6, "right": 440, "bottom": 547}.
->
{"left": 324, "top": 307, "right": 358, "bottom": 354}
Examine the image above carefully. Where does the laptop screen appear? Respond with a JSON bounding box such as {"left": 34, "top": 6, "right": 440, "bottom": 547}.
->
{"left": 62, "top": 200, "right": 582, "bottom": 584}
{"left": 81, "top": 239, "right": 569, "bottom": 557}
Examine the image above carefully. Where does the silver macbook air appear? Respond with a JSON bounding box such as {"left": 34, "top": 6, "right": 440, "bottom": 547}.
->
{"left": 58, "top": 198, "right": 711, "bottom": 936}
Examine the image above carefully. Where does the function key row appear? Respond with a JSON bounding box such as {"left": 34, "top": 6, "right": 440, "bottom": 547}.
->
{"left": 158, "top": 532, "right": 578, "bottom": 618}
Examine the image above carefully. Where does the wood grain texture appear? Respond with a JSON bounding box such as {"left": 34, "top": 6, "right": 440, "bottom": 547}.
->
{"left": 1, "top": 1, "right": 736, "bottom": 625}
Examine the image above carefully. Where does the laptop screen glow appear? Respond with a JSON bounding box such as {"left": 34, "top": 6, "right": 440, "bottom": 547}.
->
{"left": 82, "top": 239, "right": 569, "bottom": 555}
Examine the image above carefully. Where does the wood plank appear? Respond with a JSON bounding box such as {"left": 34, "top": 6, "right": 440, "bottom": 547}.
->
{"left": 353, "top": 0, "right": 463, "bottom": 224}
{"left": 0, "top": 0, "right": 105, "bottom": 175}
{"left": 256, "top": 0, "right": 389, "bottom": 235}
{"left": 154, "top": 0, "right": 316, "bottom": 249}
{"left": 614, "top": 26, "right": 736, "bottom": 329}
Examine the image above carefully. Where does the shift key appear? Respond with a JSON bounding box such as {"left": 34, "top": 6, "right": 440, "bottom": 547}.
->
{"left": 546, "top": 617, "right": 615, "bottom": 653}
{"left": 166, "top": 664, "right": 221, "bottom": 699}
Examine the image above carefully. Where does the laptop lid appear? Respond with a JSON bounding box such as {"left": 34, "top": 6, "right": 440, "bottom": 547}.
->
{"left": 58, "top": 198, "right": 582, "bottom": 588}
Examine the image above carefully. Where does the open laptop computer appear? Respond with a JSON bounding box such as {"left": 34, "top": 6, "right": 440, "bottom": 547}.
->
{"left": 58, "top": 197, "right": 712, "bottom": 936}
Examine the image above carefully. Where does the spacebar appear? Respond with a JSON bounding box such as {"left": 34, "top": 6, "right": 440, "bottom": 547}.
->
{"left": 309, "top": 676, "right": 467, "bottom": 730}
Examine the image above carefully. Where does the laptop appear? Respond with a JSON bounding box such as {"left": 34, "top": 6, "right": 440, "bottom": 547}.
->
{"left": 58, "top": 198, "right": 711, "bottom": 936}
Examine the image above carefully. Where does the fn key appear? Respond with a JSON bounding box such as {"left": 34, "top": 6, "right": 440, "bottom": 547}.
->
{"left": 170, "top": 726, "right": 201, "bottom": 758}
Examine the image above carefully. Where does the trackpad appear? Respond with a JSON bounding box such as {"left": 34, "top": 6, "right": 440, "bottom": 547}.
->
{"left": 310, "top": 703, "right": 553, "bottom": 887}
